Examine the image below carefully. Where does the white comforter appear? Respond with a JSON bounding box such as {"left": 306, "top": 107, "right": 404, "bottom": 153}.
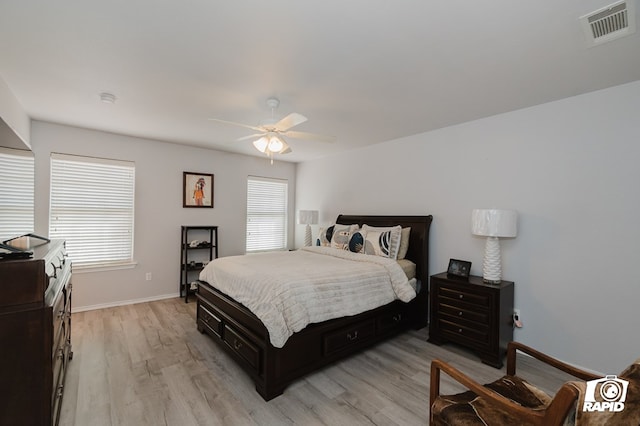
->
{"left": 199, "top": 246, "right": 416, "bottom": 348}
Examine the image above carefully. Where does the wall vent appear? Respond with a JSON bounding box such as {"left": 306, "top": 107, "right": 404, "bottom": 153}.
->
{"left": 580, "top": 0, "right": 636, "bottom": 47}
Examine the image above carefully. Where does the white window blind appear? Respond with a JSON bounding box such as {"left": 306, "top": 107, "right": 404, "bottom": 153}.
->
{"left": 49, "top": 153, "right": 135, "bottom": 268}
{"left": 246, "top": 176, "right": 288, "bottom": 252}
{"left": 0, "top": 148, "right": 34, "bottom": 241}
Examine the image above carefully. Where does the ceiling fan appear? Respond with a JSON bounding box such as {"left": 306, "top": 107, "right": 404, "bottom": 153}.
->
{"left": 208, "top": 97, "right": 335, "bottom": 162}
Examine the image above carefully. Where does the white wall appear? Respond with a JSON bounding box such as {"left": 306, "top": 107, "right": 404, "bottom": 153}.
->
{"left": 295, "top": 80, "right": 640, "bottom": 375}
{"left": 0, "top": 75, "right": 31, "bottom": 149}
{"left": 31, "top": 121, "right": 296, "bottom": 311}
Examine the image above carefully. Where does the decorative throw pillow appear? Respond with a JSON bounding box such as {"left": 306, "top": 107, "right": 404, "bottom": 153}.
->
{"left": 348, "top": 230, "right": 366, "bottom": 254}
{"left": 362, "top": 224, "right": 402, "bottom": 259}
{"left": 316, "top": 225, "right": 335, "bottom": 247}
{"left": 397, "top": 227, "right": 411, "bottom": 260}
{"left": 330, "top": 224, "right": 359, "bottom": 250}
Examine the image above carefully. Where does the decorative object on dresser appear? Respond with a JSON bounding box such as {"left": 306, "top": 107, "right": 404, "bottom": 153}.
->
{"left": 297, "top": 210, "right": 319, "bottom": 247}
{"left": 183, "top": 172, "right": 214, "bottom": 208}
{"left": 428, "top": 272, "right": 514, "bottom": 368}
{"left": 195, "top": 214, "right": 432, "bottom": 400}
{"left": 447, "top": 258, "right": 471, "bottom": 279}
{"left": 0, "top": 239, "right": 72, "bottom": 426}
{"left": 471, "top": 209, "right": 517, "bottom": 283}
{"left": 180, "top": 226, "right": 218, "bottom": 302}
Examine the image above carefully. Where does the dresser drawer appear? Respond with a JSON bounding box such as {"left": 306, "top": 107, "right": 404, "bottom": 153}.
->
{"left": 323, "top": 320, "right": 375, "bottom": 356}
{"left": 439, "top": 318, "right": 489, "bottom": 346}
{"left": 198, "top": 303, "right": 222, "bottom": 337}
{"left": 439, "top": 302, "right": 489, "bottom": 325}
{"left": 223, "top": 324, "right": 260, "bottom": 371}
{"left": 439, "top": 286, "right": 490, "bottom": 309}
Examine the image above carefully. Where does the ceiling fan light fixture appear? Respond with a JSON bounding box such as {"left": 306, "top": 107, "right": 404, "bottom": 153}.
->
{"left": 253, "top": 136, "right": 269, "bottom": 153}
{"left": 268, "top": 135, "right": 284, "bottom": 152}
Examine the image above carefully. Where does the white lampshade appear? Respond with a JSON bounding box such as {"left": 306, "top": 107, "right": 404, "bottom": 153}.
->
{"left": 471, "top": 209, "right": 517, "bottom": 238}
{"left": 471, "top": 209, "right": 517, "bottom": 284}
{"left": 297, "top": 210, "right": 318, "bottom": 225}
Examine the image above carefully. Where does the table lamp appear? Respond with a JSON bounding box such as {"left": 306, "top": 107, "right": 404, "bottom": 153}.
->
{"left": 298, "top": 210, "right": 319, "bottom": 247}
{"left": 471, "top": 209, "right": 517, "bottom": 283}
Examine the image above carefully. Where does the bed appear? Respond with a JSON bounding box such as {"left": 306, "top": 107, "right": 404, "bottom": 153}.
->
{"left": 195, "top": 214, "right": 433, "bottom": 400}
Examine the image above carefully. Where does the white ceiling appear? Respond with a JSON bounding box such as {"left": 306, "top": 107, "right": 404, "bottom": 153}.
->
{"left": 1, "top": 1, "right": 639, "bottom": 163}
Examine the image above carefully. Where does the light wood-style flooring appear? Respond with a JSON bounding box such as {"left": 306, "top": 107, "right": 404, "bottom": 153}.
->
{"left": 59, "top": 298, "right": 574, "bottom": 425}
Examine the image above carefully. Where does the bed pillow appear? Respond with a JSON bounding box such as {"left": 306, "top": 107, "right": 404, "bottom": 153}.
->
{"left": 362, "top": 224, "right": 402, "bottom": 259}
{"left": 397, "top": 227, "right": 411, "bottom": 260}
{"left": 330, "top": 224, "right": 359, "bottom": 250}
{"left": 316, "top": 226, "right": 334, "bottom": 247}
{"left": 347, "top": 229, "right": 366, "bottom": 254}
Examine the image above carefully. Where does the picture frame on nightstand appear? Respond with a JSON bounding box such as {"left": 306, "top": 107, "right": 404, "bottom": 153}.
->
{"left": 447, "top": 258, "right": 471, "bottom": 279}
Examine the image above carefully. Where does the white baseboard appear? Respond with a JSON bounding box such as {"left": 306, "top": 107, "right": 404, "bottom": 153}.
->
{"left": 72, "top": 292, "right": 181, "bottom": 313}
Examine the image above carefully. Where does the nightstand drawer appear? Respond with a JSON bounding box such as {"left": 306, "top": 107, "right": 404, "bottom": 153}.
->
{"left": 439, "top": 303, "right": 489, "bottom": 324}
{"left": 439, "top": 286, "right": 490, "bottom": 309}
{"left": 439, "top": 318, "right": 489, "bottom": 346}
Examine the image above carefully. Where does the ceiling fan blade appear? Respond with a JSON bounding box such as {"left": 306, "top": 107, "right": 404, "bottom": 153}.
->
{"left": 208, "top": 117, "right": 264, "bottom": 132}
{"left": 274, "top": 113, "right": 307, "bottom": 131}
{"left": 283, "top": 130, "right": 336, "bottom": 143}
{"left": 236, "top": 133, "right": 265, "bottom": 142}
{"left": 280, "top": 146, "right": 292, "bottom": 154}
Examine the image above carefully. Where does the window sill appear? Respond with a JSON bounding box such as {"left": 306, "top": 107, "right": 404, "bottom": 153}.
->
{"left": 73, "top": 261, "right": 138, "bottom": 274}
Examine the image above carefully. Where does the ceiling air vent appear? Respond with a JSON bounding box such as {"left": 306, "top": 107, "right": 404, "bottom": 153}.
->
{"left": 580, "top": 0, "right": 636, "bottom": 47}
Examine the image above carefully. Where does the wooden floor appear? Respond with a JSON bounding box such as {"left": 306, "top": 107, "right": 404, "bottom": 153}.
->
{"left": 59, "top": 298, "right": 574, "bottom": 426}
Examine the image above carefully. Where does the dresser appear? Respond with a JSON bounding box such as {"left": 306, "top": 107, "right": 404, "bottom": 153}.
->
{"left": 0, "top": 240, "right": 72, "bottom": 426}
{"left": 428, "top": 272, "right": 514, "bottom": 368}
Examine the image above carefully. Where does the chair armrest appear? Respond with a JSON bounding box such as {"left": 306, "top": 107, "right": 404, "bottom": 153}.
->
{"left": 507, "top": 341, "right": 600, "bottom": 381}
{"left": 430, "top": 359, "right": 545, "bottom": 425}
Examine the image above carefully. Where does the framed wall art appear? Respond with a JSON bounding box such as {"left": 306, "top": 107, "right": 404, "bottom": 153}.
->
{"left": 447, "top": 258, "right": 471, "bottom": 279}
{"left": 183, "top": 172, "right": 214, "bottom": 208}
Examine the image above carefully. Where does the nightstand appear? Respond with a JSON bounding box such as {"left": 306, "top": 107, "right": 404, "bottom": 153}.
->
{"left": 428, "top": 272, "right": 514, "bottom": 368}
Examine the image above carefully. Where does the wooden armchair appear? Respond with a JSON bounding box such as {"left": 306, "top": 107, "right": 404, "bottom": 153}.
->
{"left": 429, "top": 341, "right": 600, "bottom": 426}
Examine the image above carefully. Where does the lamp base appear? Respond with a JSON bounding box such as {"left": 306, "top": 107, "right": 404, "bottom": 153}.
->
{"left": 482, "top": 236, "right": 503, "bottom": 284}
{"left": 304, "top": 224, "right": 312, "bottom": 247}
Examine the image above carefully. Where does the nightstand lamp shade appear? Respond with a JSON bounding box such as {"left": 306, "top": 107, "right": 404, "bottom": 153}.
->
{"left": 297, "top": 210, "right": 319, "bottom": 247}
{"left": 472, "top": 209, "right": 517, "bottom": 283}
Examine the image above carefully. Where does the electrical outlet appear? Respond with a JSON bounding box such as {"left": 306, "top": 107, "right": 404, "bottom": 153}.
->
{"left": 145, "top": 272, "right": 152, "bottom": 281}
{"left": 513, "top": 309, "right": 523, "bottom": 328}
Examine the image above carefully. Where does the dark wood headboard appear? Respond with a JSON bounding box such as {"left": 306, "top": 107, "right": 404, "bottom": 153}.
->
{"left": 336, "top": 214, "right": 433, "bottom": 286}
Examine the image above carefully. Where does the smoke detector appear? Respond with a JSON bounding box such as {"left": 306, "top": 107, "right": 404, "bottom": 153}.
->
{"left": 580, "top": 0, "right": 636, "bottom": 47}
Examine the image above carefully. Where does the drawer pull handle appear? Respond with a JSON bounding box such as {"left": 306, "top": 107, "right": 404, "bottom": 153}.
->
{"left": 458, "top": 311, "right": 463, "bottom": 316}
{"left": 51, "top": 263, "right": 58, "bottom": 278}
{"left": 347, "top": 331, "right": 358, "bottom": 341}
{"left": 392, "top": 314, "right": 402, "bottom": 322}
{"left": 233, "top": 339, "right": 243, "bottom": 350}
{"left": 458, "top": 328, "right": 463, "bottom": 333}
{"left": 459, "top": 294, "right": 463, "bottom": 299}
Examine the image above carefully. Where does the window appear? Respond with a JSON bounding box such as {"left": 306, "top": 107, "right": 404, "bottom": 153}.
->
{"left": 49, "top": 153, "right": 135, "bottom": 269}
{"left": 246, "top": 176, "right": 288, "bottom": 252}
{"left": 0, "top": 148, "right": 34, "bottom": 241}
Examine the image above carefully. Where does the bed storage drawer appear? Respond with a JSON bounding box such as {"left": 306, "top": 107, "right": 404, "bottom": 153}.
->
{"left": 323, "top": 319, "right": 375, "bottom": 356}
{"left": 197, "top": 303, "right": 222, "bottom": 337}
{"left": 376, "top": 307, "right": 409, "bottom": 334}
{"left": 223, "top": 324, "right": 260, "bottom": 370}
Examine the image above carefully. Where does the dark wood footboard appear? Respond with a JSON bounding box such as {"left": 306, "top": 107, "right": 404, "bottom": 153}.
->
{"left": 195, "top": 214, "right": 432, "bottom": 400}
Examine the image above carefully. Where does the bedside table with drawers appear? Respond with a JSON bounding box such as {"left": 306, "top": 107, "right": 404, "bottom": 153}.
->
{"left": 428, "top": 272, "right": 514, "bottom": 368}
